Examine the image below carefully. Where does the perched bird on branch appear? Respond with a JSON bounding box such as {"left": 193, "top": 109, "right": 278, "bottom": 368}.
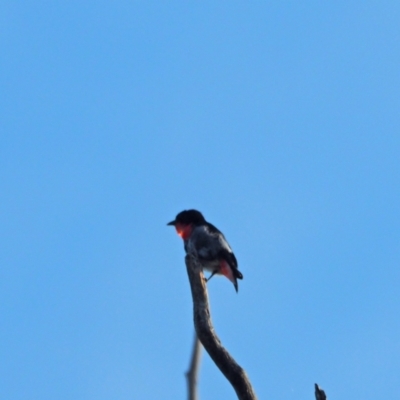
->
{"left": 168, "top": 209, "right": 243, "bottom": 292}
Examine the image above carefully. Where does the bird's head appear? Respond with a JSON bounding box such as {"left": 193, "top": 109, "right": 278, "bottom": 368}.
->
{"left": 167, "top": 209, "right": 206, "bottom": 239}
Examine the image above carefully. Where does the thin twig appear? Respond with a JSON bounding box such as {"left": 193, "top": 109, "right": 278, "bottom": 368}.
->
{"left": 315, "top": 384, "right": 327, "bottom": 400}
{"left": 185, "top": 332, "right": 202, "bottom": 400}
{"left": 185, "top": 255, "right": 257, "bottom": 400}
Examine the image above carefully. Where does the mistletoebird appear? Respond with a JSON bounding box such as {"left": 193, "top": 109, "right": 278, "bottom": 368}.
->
{"left": 167, "top": 209, "right": 243, "bottom": 292}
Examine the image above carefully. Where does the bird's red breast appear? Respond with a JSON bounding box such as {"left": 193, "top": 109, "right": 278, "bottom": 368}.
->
{"left": 175, "top": 223, "right": 193, "bottom": 240}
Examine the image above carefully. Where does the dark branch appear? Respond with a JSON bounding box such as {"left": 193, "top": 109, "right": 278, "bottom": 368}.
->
{"left": 185, "top": 332, "right": 202, "bottom": 400}
{"left": 185, "top": 255, "right": 257, "bottom": 400}
{"left": 315, "top": 384, "right": 327, "bottom": 400}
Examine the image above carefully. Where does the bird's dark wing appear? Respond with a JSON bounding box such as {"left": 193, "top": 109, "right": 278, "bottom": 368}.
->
{"left": 205, "top": 223, "right": 243, "bottom": 279}
{"left": 219, "top": 248, "right": 242, "bottom": 279}
{"left": 203, "top": 222, "right": 222, "bottom": 235}
{"left": 204, "top": 223, "right": 234, "bottom": 254}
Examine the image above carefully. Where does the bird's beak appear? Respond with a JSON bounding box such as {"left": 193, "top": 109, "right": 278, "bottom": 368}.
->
{"left": 167, "top": 220, "right": 176, "bottom": 226}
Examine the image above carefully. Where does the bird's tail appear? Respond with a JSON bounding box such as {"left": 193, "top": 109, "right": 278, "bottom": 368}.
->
{"left": 220, "top": 260, "right": 243, "bottom": 292}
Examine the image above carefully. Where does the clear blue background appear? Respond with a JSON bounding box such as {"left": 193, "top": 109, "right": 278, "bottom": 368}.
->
{"left": 1, "top": 2, "right": 399, "bottom": 399}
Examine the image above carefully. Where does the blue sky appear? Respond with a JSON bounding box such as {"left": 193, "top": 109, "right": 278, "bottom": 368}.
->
{"left": 1, "top": 2, "right": 399, "bottom": 399}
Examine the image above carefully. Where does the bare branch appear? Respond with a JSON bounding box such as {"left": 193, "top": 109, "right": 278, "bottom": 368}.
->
{"left": 185, "top": 255, "right": 257, "bottom": 400}
{"left": 185, "top": 332, "right": 202, "bottom": 400}
{"left": 315, "top": 384, "right": 327, "bottom": 400}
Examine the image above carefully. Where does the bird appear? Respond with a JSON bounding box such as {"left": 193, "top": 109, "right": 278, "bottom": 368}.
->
{"left": 167, "top": 209, "right": 243, "bottom": 292}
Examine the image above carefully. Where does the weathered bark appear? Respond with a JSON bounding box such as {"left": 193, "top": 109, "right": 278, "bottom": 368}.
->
{"left": 185, "top": 332, "right": 202, "bottom": 400}
{"left": 315, "top": 383, "right": 327, "bottom": 400}
{"left": 185, "top": 255, "right": 257, "bottom": 400}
